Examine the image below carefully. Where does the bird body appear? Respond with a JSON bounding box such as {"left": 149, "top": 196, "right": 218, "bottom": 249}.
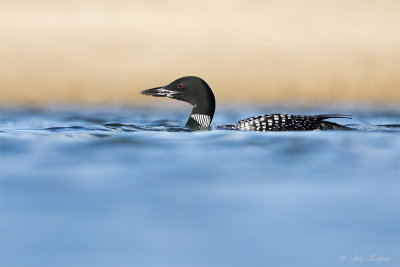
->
{"left": 235, "top": 114, "right": 351, "bottom": 131}
{"left": 141, "top": 76, "right": 351, "bottom": 131}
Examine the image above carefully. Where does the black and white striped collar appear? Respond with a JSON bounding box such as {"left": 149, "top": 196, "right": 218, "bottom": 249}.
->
{"left": 190, "top": 114, "right": 211, "bottom": 127}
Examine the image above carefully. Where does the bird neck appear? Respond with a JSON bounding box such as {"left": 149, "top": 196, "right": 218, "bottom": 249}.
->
{"left": 185, "top": 100, "right": 215, "bottom": 128}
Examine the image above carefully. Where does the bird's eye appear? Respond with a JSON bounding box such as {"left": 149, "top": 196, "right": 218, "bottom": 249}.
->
{"left": 177, "top": 83, "right": 184, "bottom": 89}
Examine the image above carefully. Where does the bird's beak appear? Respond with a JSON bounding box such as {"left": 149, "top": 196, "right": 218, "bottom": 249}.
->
{"left": 141, "top": 87, "right": 177, "bottom": 98}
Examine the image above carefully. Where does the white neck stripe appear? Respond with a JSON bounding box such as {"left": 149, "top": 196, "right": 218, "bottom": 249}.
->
{"left": 191, "top": 114, "right": 211, "bottom": 127}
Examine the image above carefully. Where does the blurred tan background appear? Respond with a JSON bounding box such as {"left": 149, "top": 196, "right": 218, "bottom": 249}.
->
{"left": 0, "top": 0, "right": 399, "bottom": 105}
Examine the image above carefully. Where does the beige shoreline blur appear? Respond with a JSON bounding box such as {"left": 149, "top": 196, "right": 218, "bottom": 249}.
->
{"left": 1, "top": 0, "right": 399, "bottom": 105}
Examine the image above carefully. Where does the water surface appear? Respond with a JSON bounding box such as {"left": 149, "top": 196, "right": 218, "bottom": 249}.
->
{"left": 0, "top": 105, "right": 399, "bottom": 266}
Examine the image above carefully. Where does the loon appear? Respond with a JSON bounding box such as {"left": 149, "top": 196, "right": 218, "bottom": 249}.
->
{"left": 141, "top": 76, "right": 351, "bottom": 131}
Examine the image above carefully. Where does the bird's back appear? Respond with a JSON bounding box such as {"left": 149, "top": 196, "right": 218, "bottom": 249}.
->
{"left": 236, "top": 114, "right": 351, "bottom": 131}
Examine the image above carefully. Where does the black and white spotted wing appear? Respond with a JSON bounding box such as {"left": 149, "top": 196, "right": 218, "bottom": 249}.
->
{"left": 235, "top": 114, "right": 351, "bottom": 131}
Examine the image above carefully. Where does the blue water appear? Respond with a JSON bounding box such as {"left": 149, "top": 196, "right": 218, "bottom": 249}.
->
{"left": 0, "top": 105, "right": 399, "bottom": 267}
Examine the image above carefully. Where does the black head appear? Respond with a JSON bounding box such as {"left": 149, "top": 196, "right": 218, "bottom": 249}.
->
{"left": 141, "top": 76, "right": 216, "bottom": 128}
